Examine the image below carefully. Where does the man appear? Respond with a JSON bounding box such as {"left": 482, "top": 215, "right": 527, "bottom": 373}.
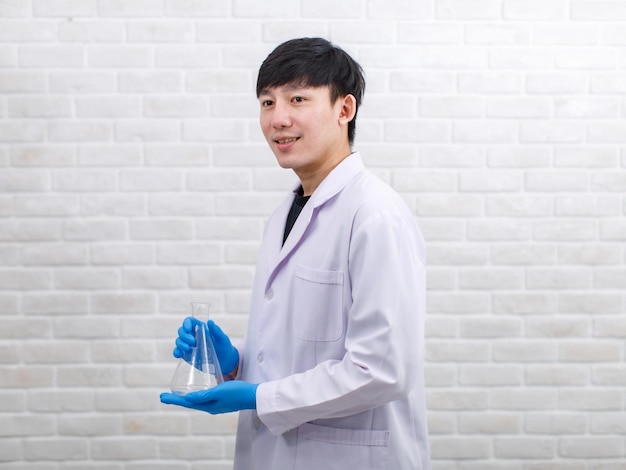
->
{"left": 161, "top": 37, "right": 430, "bottom": 470}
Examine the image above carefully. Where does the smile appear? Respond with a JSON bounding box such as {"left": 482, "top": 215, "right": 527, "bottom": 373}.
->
{"left": 274, "top": 137, "right": 299, "bottom": 144}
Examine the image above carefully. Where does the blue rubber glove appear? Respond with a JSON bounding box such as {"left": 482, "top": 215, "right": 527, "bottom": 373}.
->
{"left": 160, "top": 381, "right": 258, "bottom": 414}
{"left": 173, "top": 317, "right": 239, "bottom": 376}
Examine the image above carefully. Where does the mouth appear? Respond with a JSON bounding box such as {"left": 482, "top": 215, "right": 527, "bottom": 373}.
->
{"left": 274, "top": 137, "right": 299, "bottom": 145}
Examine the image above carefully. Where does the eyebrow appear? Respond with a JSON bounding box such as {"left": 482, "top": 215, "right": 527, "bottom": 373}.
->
{"left": 258, "top": 81, "right": 314, "bottom": 97}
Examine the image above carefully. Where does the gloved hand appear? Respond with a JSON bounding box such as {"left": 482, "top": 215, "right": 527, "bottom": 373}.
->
{"left": 173, "top": 317, "right": 239, "bottom": 376}
{"left": 160, "top": 380, "right": 258, "bottom": 414}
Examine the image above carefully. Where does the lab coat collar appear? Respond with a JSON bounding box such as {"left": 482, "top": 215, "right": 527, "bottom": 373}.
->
{"left": 266, "top": 152, "right": 364, "bottom": 286}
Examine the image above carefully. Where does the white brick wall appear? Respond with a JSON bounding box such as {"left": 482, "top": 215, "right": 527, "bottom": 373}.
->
{"left": 0, "top": 1, "right": 624, "bottom": 468}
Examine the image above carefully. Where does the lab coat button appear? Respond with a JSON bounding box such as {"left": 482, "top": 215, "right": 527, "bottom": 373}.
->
{"left": 265, "top": 289, "right": 273, "bottom": 300}
{"left": 257, "top": 352, "right": 264, "bottom": 363}
{"left": 254, "top": 417, "right": 262, "bottom": 429}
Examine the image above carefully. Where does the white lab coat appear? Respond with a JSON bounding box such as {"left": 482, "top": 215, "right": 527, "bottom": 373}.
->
{"left": 233, "top": 153, "right": 430, "bottom": 470}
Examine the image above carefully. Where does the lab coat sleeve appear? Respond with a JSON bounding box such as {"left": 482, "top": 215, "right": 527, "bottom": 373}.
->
{"left": 256, "top": 209, "right": 426, "bottom": 435}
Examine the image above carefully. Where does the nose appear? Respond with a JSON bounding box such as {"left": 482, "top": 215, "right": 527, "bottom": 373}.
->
{"left": 270, "top": 101, "right": 292, "bottom": 129}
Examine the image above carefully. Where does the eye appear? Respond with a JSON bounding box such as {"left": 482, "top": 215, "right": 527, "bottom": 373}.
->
{"left": 292, "top": 96, "right": 305, "bottom": 103}
{"left": 261, "top": 99, "right": 273, "bottom": 107}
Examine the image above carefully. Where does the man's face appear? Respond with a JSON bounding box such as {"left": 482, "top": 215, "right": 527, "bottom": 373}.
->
{"left": 258, "top": 84, "right": 351, "bottom": 183}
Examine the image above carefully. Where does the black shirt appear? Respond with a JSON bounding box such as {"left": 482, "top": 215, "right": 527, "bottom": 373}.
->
{"left": 283, "top": 187, "right": 310, "bottom": 245}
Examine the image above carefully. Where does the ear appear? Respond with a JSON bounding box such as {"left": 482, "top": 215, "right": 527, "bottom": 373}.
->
{"left": 337, "top": 94, "right": 357, "bottom": 125}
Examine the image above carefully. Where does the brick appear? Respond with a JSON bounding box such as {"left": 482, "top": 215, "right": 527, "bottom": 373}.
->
{"left": 526, "top": 365, "right": 589, "bottom": 386}
{"left": 559, "top": 437, "right": 624, "bottom": 458}
{"left": 430, "top": 437, "right": 490, "bottom": 459}
{"left": 454, "top": 121, "right": 516, "bottom": 143}
{"left": 533, "top": 220, "right": 596, "bottom": 241}
{"left": 0, "top": 269, "right": 52, "bottom": 290}
{"left": 24, "top": 341, "right": 90, "bottom": 364}
{"left": 490, "top": 48, "right": 554, "bottom": 70}
{"left": 49, "top": 71, "right": 116, "bottom": 93}
{"left": 436, "top": 0, "right": 500, "bottom": 20}
{"left": 22, "top": 244, "right": 88, "bottom": 266}
{"left": 157, "top": 242, "right": 221, "bottom": 265}
{"left": 572, "top": 1, "right": 626, "bottom": 20}
{"left": 75, "top": 96, "right": 141, "bottom": 118}
{"left": 0, "top": 20, "right": 57, "bottom": 41}
{"left": 554, "top": 147, "right": 619, "bottom": 167}
{"left": 459, "top": 317, "right": 523, "bottom": 338}
{"left": 469, "top": 220, "right": 532, "bottom": 241}
{"left": 148, "top": 194, "right": 214, "bottom": 216}
{"left": 556, "top": 48, "right": 615, "bottom": 70}
{"left": 11, "top": 145, "right": 75, "bottom": 166}
{"left": 384, "top": 120, "right": 449, "bottom": 143}
{"left": 0, "top": 121, "right": 45, "bottom": 142}
{"left": 494, "top": 342, "right": 557, "bottom": 362}
{"left": 533, "top": 23, "right": 599, "bottom": 45}
{"left": 466, "top": 23, "right": 530, "bottom": 45}
{"left": 186, "top": 70, "right": 249, "bottom": 93}
{"left": 493, "top": 293, "right": 557, "bottom": 314}
{"left": 53, "top": 317, "right": 120, "bottom": 339}
{"left": 121, "top": 267, "right": 186, "bottom": 289}
{"left": 459, "top": 365, "right": 523, "bottom": 386}
{"left": 91, "top": 243, "right": 155, "bottom": 265}
{"left": 78, "top": 145, "right": 142, "bottom": 166}
{"left": 492, "top": 389, "right": 558, "bottom": 410}
{"left": 0, "top": 414, "right": 55, "bottom": 436}
{"left": 419, "top": 96, "right": 483, "bottom": 118}
{"left": 119, "top": 71, "right": 182, "bottom": 93}
{"left": 459, "top": 269, "right": 524, "bottom": 290}
{"left": 559, "top": 293, "right": 623, "bottom": 314}
{"left": 91, "top": 293, "right": 155, "bottom": 314}
{"left": 120, "top": 169, "right": 183, "bottom": 191}
{"left": 48, "top": 121, "right": 112, "bottom": 142}
{"left": 33, "top": 0, "right": 97, "bottom": 17}
{"left": 521, "top": 121, "right": 585, "bottom": 143}
{"left": 97, "top": 0, "right": 164, "bottom": 17}
{"left": 426, "top": 341, "right": 490, "bottom": 362}
{"left": 592, "top": 365, "right": 626, "bottom": 386}
{"left": 503, "top": 0, "right": 568, "bottom": 19}
{"left": 19, "top": 45, "right": 83, "bottom": 67}
{"left": 593, "top": 268, "right": 626, "bottom": 289}
{"left": 130, "top": 219, "right": 193, "bottom": 240}
{"left": 91, "top": 438, "right": 158, "bottom": 460}
{"left": 59, "top": 20, "right": 125, "bottom": 42}
{"left": 487, "top": 97, "right": 552, "bottom": 118}
{"left": 59, "top": 414, "right": 122, "bottom": 436}
{"left": 92, "top": 340, "right": 155, "bottom": 363}
{"left": 591, "top": 413, "right": 626, "bottom": 434}
{"left": 54, "top": 268, "right": 119, "bottom": 290}
{"left": 189, "top": 267, "right": 254, "bottom": 289}
{"left": 527, "top": 268, "right": 591, "bottom": 290}
{"left": 0, "top": 71, "right": 46, "bottom": 93}
{"left": 526, "top": 317, "right": 590, "bottom": 338}
{"left": 116, "top": 120, "right": 181, "bottom": 142}
{"left": 80, "top": 194, "right": 146, "bottom": 216}
{"left": 391, "top": 71, "right": 455, "bottom": 93}
{"left": 525, "top": 413, "right": 587, "bottom": 434}
{"left": 0, "top": 0, "right": 30, "bottom": 17}
{"left": 22, "top": 293, "right": 88, "bottom": 315}
{"left": 127, "top": 20, "right": 194, "bottom": 42}
{"left": 232, "top": 0, "right": 298, "bottom": 18}
{"left": 155, "top": 45, "right": 220, "bottom": 68}
{"left": 196, "top": 217, "right": 263, "bottom": 241}
{"left": 591, "top": 170, "right": 626, "bottom": 191}
{"left": 88, "top": 45, "right": 152, "bottom": 68}
{"left": 0, "top": 220, "right": 62, "bottom": 242}
{"left": 559, "top": 341, "right": 622, "bottom": 362}
{"left": 594, "top": 317, "right": 626, "bottom": 338}
{"left": 144, "top": 96, "right": 207, "bottom": 117}
{"left": 558, "top": 244, "right": 622, "bottom": 265}
{"left": 495, "top": 438, "right": 555, "bottom": 459}
{"left": 165, "top": 0, "right": 230, "bottom": 17}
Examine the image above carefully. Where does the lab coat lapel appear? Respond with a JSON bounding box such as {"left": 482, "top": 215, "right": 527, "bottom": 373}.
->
{"left": 265, "top": 153, "right": 365, "bottom": 288}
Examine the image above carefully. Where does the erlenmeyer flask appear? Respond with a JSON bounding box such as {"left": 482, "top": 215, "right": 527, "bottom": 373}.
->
{"left": 170, "top": 302, "right": 224, "bottom": 395}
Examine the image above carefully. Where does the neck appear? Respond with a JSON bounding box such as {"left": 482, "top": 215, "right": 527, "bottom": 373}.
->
{"left": 297, "top": 149, "right": 352, "bottom": 196}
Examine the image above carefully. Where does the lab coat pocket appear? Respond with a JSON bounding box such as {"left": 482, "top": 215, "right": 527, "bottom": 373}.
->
{"left": 293, "top": 265, "right": 344, "bottom": 342}
{"left": 295, "top": 423, "right": 389, "bottom": 470}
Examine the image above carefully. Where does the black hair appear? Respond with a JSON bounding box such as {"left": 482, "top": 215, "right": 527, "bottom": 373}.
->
{"left": 256, "top": 37, "right": 366, "bottom": 146}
